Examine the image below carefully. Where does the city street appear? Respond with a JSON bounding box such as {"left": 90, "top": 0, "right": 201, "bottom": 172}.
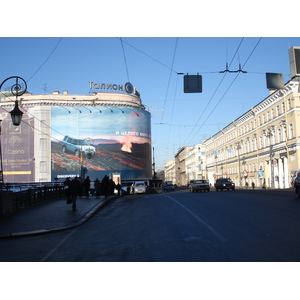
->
{"left": 1, "top": 188, "right": 300, "bottom": 262}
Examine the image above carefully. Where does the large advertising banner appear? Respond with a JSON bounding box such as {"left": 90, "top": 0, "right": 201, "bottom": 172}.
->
{"left": 0, "top": 108, "right": 35, "bottom": 183}
{"left": 51, "top": 106, "right": 152, "bottom": 181}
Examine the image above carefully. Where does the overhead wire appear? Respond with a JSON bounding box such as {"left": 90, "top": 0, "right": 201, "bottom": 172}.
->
{"left": 185, "top": 37, "right": 262, "bottom": 146}
{"left": 160, "top": 37, "right": 178, "bottom": 123}
{"left": 116, "top": 37, "right": 178, "bottom": 75}
{"left": 120, "top": 37, "right": 130, "bottom": 82}
{"left": 27, "top": 37, "right": 63, "bottom": 83}
{"left": 181, "top": 38, "right": 245, "bottom": 147}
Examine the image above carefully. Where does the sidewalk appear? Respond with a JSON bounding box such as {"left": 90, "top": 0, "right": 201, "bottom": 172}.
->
{"left": 0, "top": 195, "right": 115, "bottom": 239}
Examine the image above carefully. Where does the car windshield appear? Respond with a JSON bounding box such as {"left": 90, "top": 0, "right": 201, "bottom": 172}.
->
{"left": 78, "top": 140, "right": 90, "bottom": 146}
{"left": 136, "top": 183, "right": 144, "bottom": 187}
{"left": 195, "top": 180, "right": 206, "bottom": 183}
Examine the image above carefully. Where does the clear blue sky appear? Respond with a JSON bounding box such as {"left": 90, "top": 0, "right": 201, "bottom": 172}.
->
{"left": 1, "top": 36, "right": 300, "bottom": 170}
{"left": 0, "top": 37, "right": 300, "bottom": 170}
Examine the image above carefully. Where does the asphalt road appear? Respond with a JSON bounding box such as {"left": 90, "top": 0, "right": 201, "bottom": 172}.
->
{"left": 1, "top": 188, "right": 300, "bottom": 262}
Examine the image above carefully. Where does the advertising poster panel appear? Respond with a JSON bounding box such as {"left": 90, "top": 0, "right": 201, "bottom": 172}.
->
{"left": 51, "top": 106, "right": 152, "bottom": 181}
{"left": 0, "top": 108, "right": 35, "bottom": 183}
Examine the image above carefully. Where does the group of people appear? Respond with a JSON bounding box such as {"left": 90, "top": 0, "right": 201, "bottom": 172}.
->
{"left": 245, "top": 182, "right": 256, "bottom": 189}
{"left": 63, "top": 175, "right": 121, "bottom": 211}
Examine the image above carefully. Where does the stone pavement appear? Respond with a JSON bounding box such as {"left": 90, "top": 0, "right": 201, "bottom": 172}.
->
{"left": 0, "top": 195, "right": 115, "bottom": 239}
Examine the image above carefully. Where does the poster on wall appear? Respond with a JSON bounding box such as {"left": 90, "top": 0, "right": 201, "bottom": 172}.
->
{"left": 51, "top": 106, "right": 152, "bottom": 181}
{"left": 0, "top": 109, "right": 35, "bottom": 183}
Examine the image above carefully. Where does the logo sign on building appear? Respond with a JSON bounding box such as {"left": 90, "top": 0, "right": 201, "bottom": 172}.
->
{"left": 89, "top": 81, "right": 135, "bottom": 94}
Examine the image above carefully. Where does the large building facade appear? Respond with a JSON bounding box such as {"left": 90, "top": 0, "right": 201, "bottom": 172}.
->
{"left": 204, "top": 78, "right": 300, "bottom": 188}
{"left": 166, "top": 79, "right": 300, "bottom": 188}
{"left": 0, "top": 82, "right": 152, "bottom": 183}
{"left": 165, "top": 47, "right": 300, "bottom": 188}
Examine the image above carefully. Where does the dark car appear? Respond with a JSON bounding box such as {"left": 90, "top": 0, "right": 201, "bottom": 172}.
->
{"left": 214, "top": 178, "right": 235, "bottom": 191}
{"left": 294, "top": 175, "right": 300, "bottom": 198}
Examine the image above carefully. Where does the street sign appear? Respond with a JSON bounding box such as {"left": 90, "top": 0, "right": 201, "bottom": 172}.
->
{"left": 184, "top": 74, "right": 202, "bottom": 93}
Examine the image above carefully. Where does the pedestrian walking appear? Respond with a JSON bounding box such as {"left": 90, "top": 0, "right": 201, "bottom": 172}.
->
{"left": 109, "top": 179, "right": 116, "bottom": 195}
{"left": 116, "top": 183, "right": 122, "bottom": 196}
{"left": 70, "top": 176, "right": 81, "bottom": 211}
{"left": 94, "top": 178, "right": 101, "bottom": 198}
{"left": 64, "top": 177, "right": 71, "bottom": 203}
{"left": 84, "top": 176, "right": 91, "bottom": 198}
{"left": 101, "top": 175, "right": 110, "bottom": 197}
{"left": 251, "top": 182, "right": 255, "bottom": 190}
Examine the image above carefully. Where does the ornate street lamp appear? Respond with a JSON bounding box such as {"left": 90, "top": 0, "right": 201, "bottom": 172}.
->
{"left": 0, "top": 76, "right": 26, "bottom": 126}
{"left": 9, "top": 100, "right": 23, "bottom": 126}
{"left": 0, "top": 76, "right": 27, "bottom": 184}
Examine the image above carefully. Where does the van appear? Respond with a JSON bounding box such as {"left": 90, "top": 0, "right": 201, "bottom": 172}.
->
{"left": 133, "top": 181, "right": 146, "bottom": 194}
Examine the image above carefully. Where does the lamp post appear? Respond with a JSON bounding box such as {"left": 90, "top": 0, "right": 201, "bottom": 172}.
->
{"left": 0, "top": 76, "right": 26, "bottom": 185}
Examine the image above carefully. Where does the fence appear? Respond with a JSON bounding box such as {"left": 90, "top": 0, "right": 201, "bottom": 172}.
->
{"left": 0, "top": 185, "right": 66, "bottom": 218}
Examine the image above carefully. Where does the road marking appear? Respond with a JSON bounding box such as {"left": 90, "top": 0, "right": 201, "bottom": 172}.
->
{"left": 39, "top": 227, "right": 78, "bottom": 262}
{"left": 163, "top": 195, "right": 227, "bottom": 242}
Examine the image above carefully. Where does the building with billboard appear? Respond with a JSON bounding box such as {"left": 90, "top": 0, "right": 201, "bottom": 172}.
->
{"left": 0, "top": 82, "right": 152, "bottom": 183}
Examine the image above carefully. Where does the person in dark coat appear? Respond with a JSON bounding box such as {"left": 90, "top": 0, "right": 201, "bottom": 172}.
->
{"left": 84, "top": 176, "right": 91, "bottom": 198}
{"left": 70, "top": 176, "right": 81, "bottom": 211}
{"left": 94, "top": 178, "right": 101, "bottom": 198}
{"left": 101, "top": 175, "right": 109, "bottom": 197}
{"left": 64, "top": 177, "right": 71, "bottom": 202}
{"left": 116, "top": 183, "right": 122, "bottom": 196}
{"left": 109, "top": 179, "right": 116, "bottom": 195}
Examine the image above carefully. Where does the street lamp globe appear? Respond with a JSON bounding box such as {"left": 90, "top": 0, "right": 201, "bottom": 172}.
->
{"left": 9, "top": 100, "right": 23, "bottom": 126}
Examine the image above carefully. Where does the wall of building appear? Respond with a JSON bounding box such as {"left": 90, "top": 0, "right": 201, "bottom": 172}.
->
{"left": 0, "top": 90, "right": 152, "bottom": 183}
{"left": 169, "top": 79, "right": 300, "bottom": 189}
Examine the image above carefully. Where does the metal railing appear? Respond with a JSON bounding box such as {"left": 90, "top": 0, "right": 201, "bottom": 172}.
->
{"left": 0, "top": 184, "right": 66, "bottom": 217}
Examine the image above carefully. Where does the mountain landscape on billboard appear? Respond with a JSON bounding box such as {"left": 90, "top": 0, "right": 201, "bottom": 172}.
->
{"left": 51, "top": 140, "right": 151, "bottom": 172}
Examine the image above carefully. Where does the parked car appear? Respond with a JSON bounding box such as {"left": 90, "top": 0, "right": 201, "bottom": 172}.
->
{"left": 62, "top": 135, "right": 95, "bottom": 157}
{"left": 164, "top": 183, "right": 175, "bottom": 191}
{"left": 214, "top": 178, "right": 235, "bottom": 191}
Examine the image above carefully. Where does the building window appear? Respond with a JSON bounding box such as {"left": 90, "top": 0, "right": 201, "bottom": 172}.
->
{"left": 288, "top": 99, "right": 291, "bottom": 110}
{"left": 277, "top": 128, "right": 281, "bottom": 143}
{"left": 282, "top": 102, "right": 285, "bottom": 114}
{"left": 41, "top": 120, "right": 47, "bottom": 128}
{"left": 40, "top": 161, "right": 47, "bottom": 173}
{"left": 40, "top": 138, "right": 47, "bottom": 151}
{"left": 289, "top": 124, "right": 294, "bottom": 139}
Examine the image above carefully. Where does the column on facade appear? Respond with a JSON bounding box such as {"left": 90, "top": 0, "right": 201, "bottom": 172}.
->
{"left": 273, "top": 159, "right": 279, "bottom": 189}
{"left": 268, "top": 159, "right": 272, "bottom": 188}
{"left": 278, "top": 157, "right": 284, "bottom": 189}
{"left": 283, "top": 156, "right": 289, "bottom": 188}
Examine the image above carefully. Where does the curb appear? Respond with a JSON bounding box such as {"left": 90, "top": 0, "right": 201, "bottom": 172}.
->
{"left": 0, "top": 196, "right": 117, "bottom": 239}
